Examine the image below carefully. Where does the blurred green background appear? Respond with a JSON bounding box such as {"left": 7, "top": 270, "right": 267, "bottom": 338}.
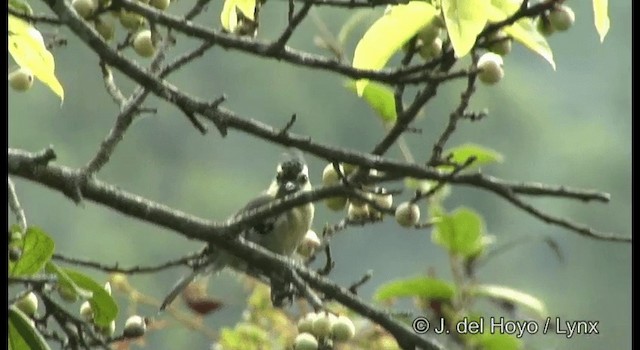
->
{"left": 8, "top": 1, "right": 631, "bottom": 349}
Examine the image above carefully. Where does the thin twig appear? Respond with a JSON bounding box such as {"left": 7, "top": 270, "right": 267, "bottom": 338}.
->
{"left": 8, "top": 178, "right": 28, "bottom": 232}
{"left": 52, "top": 252, "right": 200, "bottom": 274}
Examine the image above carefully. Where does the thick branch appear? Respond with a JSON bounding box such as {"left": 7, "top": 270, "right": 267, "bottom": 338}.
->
{"left": 8, "top": 148, "right": 443, "bottom": 350}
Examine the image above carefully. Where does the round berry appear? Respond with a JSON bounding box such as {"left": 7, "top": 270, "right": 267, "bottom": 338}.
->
{"left": 150, "top": 0, "right": 170, "bottom": 10}
{"left": 15, "top": 292, "right": 38, "bottom": 316}
{"left": 311, "top": 311, "right": 336, "bottom": 339}
{"left": 549, "top": 5, "right": 575, "bottom": 32}
{"left": 80, "top": 301, "right": 93, "bottom": 321}
{"left": 477, "top": 52, "right": 504, "bottom": 85}
{"left": 297, "top": 312, "right": 318, "bottom": 334}
{"left": 123, "top": 315, "right": 146, "bottom": 338}
{"left": 419, "top": 37, "right": 443, "bottom": 60}
{"left": 132, "top": 30, "right": 156, "bottom": 58}
{"left": 294, "top": 332, "right": 318, "bottom": 350}
{"left": 72, "top": 0, "right": 97, "bottom": 19}
{"left": 395, "top": 202, "right": 420, "bottom": 228}
{"left": 119, "top": 10, "right": 145, "bottom": 31}
{"left": 330, "top": 315, "right": 356, "bottom": 342}
{"left": 536, "top": 17, "right": 555, "bottom": 37}
{"left": 488, "top": 31, "right": 512, "bottom": 56}
{"left": 8, "top": 68, "right": 34, "bottom": 92}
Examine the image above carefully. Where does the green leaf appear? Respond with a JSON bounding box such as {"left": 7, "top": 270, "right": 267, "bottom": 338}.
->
{"left": 9, "top": 0, "right": 33, "bottom": 15}
{"left": 488, "top": 0, "right": 555, "bottom": 69}
{"left": 442, "top": 143, "right": 503, "bottom": 171}
{"left": 63, "top": 269, "right": 118, "bottom": 327}
{"left": 470, "top": 284, "right": 548, "bottom": 318}
{"left": 477, "top": 333, "right": 522, "bottom": 350}
{"left": 9, "top": 15, "right": 65, "bottom": 102}
{"left": 374, "top": 277, "right": 455, "bottom": 302}
{"left": 353, "top": 1, "right": 437, "bottom": 95}
{"left": 432, "top": 207, "right": 485, "bottom": 257}
{"left": 9, "top": 306, "right": 51, "bottom": 350}
{"left": 45, "top": 262, "right": 93, "bottom": 300}
{"left": 10, "top": 227, "right": 55, "bottom": 277}
{"left": 593, "top": 0, "right": 610, "bottom": 42}
{"left": 345, "top": 80, "right": 397, "bottom": 123}
{"left": 442, "top": 0, "right": 490, "bottom": 58}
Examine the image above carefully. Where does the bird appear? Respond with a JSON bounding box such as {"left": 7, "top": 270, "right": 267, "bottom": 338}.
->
{"left": 160, "top": 157, "right": 315, "bottom": 311}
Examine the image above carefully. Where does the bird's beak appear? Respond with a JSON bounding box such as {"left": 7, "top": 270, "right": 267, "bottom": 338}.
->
{"left": 277, "top": 181, "right": 298, "bottom": 197}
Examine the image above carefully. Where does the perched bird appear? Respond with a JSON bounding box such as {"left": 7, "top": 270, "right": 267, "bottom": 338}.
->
{"left": 160, "top": 158, "right": 315, "bottom": 311}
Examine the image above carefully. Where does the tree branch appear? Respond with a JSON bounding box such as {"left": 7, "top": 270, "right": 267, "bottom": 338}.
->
{"left": 8, "top": 148, "right": 443, "bottom": 350}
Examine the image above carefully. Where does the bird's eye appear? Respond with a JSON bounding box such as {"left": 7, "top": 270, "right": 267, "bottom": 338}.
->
{"left": 297, "top": 174, "right": 308, "bottom": 183}
{"left": 276, "top": 172, "right": 283, "bottom": 181}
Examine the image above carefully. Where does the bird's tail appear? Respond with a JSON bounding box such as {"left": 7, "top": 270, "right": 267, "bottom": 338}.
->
{"left": 160, "top": 259, "right": 225, "bottom": 311}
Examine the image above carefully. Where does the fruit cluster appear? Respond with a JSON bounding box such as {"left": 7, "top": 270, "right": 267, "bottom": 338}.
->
{"left": 321, "top": 163, "right": 424, "bottom": 228}
{"left": 294, "top": 311, "right": 356, "bottom": 349}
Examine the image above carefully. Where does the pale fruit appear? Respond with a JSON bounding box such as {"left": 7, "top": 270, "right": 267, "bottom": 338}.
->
{"left": 331, "top": 315, "right": 356, "bottom": 342}
{"left": 297, "top": 312, "right": 318, "bottom": 334}
{"left": 311, "top": 312, "right": 336, "bottom": 338}
{"left": 119, "top": 10, "right": 145, "bottom": 31}
{"left": 150, "top": 0, "right": 170, "bottom": 10}
{"left": 536, "top": 17, "right": 555, "bottom": 37}
{"left": 395, "top": 202, "right": 420, "bottom": 227}
{"left": 549, "top": 5, "right": 575, "bottom": 32}
{"left": 477, "top": 52, "right": 504, "bottom": 85}
{"left": 133, "top": 30, "right": 156, "bottom": 58}
{"left": 123, "top": 315, "right": 146, "bottom": 337}
{"left": 8, "top": 68, "right": 34, "bottom": 92}
{"left": 488, "top": 31, "right": 512, "bottom": 56}
{"left": 294, "top": 332, "right": 318, "bottom": 350}
{"left": 347, "top": 203, "right": 369, "bottom": 221}
{"left": 15, "top": 292, "right": 38, "bottom": 316}
{"left": 419, "top": 37, "right": 442, "bottom": 60}
{"left": 72, "top": 0, "right": 97, "bottom": 19}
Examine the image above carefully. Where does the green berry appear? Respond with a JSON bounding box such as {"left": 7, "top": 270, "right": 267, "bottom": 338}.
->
{"left": 294, "top": 332, "right": 318, "bottom": 350}
{"left": 297, "top": 312, "right": 318, "bottom": 334}
{"left": 72, "top": 0, "right": 97, "bottom": 19}
{"left": 15, "top": 292, "right": 38, "bottom": 316}
{"left": 132, "top": 30, "right": 156, "bottom": 58}
{"left": 100, "top": 320, "right": 116, "bottom": 337}
{"left": 80, "top": 301, "right": 93, "bottom": 321}
{"left": 150, "top": 0, "right": 170, "bottom": 10}
{"left": 8, "top": 68, "right": 34, "bottom": 92}
{"left": 395, "top": 202, "right": 420, "bottom": 228}
{"left": 549, "top": 5, "right": 575, "bottom": 32}
{"left": 488, "top": 31, "right": 512, "bottom": 56}
{"left": 311, "top": 311, "right": 336, "bottom": 339}
{"left": 419, "top": 37, "right": 442, "bottom": 60}
{"left": 477, "top": 52, "right": 504, "bottom": 85}
{"left": 347, "top": 203, "right": 369, "bottom": 221}
{"left": 119, "top": 10, "right": 145, "bottom": 31}
{"left": 123, "top": 315, "right": 146, "bottom": 338}
{"left": 536, "top": 17, "right": 555, "bottom": 37}
{"left": 331, "top": 315, "right": 355, "bottom": 342}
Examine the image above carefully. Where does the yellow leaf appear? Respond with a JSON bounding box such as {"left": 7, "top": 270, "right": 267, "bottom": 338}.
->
{"left": 8, "top": 15, "right": 64, "bottom": 102}
{"left": 220, "top": 0, "right": 256, "bottom": 32}
{"left": 593, "top": 0, "right": 610, "bottom": 42}
{"left": 352, "top": 1, "right": 437, "bottom": 96}
{"left": 488, "top": 0, "right": 555, "bottom": 70}
{"left": 442, "top": 0, "right": 491, "bottom": 58}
